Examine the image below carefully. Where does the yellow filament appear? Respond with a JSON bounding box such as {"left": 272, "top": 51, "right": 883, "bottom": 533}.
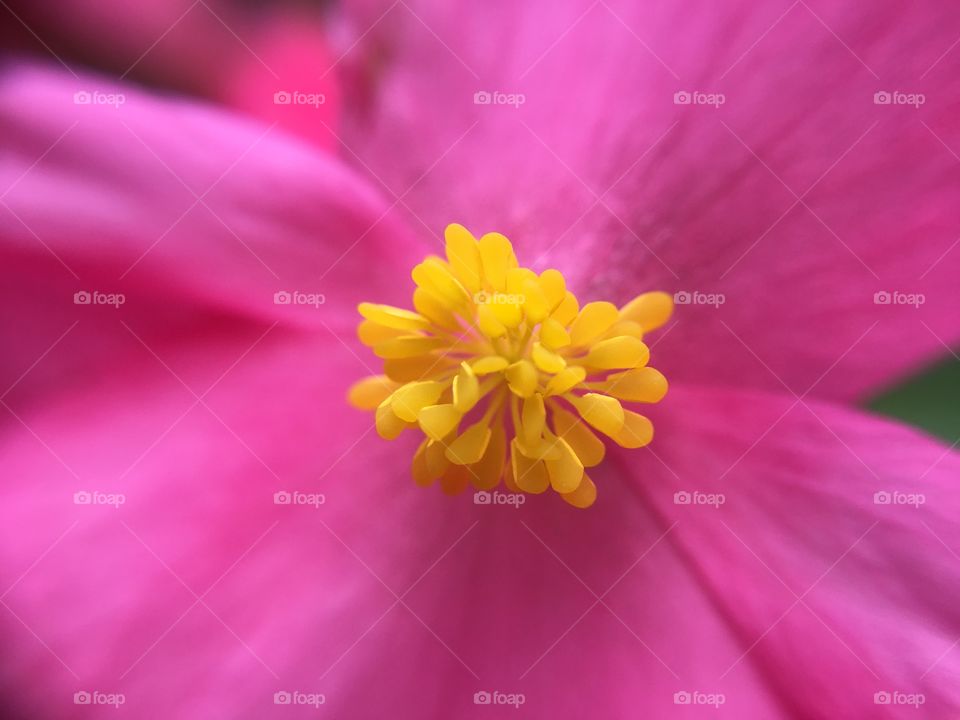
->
{"left": 348, "top": 223, "right": 672, "bottom": 508}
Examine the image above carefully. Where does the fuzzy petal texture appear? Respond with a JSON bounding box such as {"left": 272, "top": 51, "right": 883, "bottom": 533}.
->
{"left": 335, "top": 0, "right": 960, "bottom": 401}
{"left": 0, "top": 61, "right": 423, "bottom": 347}
{"left": 2, "top": 57, "right": 959, "bottom": 720}
{"left": 214, "top": 12, "right": 342, "bottom": 149}
{"left": 4, "top": 347, "right": 960, "bottom": 718}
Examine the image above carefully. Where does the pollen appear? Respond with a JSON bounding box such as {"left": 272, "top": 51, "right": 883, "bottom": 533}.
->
{"left": 347, "top": 224, "right": 671, "bottom": 508}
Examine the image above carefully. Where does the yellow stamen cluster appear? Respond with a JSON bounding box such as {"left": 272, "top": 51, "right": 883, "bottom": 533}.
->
{"left": 347, "top": 224, "right": 672, "bottom": 508}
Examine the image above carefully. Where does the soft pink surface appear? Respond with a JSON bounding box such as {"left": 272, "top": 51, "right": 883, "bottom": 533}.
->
{"left": 1, "top": 39, "right": 959, "bottom": 720}
{"left": 4, "top": 353, "right": 960, "bottom": 717}
{"left": 337, "top": 0, "right": 960, "bottom": 401}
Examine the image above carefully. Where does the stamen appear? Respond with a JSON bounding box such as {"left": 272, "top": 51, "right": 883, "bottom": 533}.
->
{"left": 348, "top": 223, "right": 672, "bottom": 508}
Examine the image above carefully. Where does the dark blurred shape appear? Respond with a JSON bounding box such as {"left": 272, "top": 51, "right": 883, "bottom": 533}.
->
{"left": 869, "top": 356, "right": 960, "bottom": 442}
{"left": 0, "top": 0, "right": 339, "bottom": 147}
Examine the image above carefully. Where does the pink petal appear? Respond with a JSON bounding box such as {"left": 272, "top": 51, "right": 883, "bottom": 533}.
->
{"left": 0, "top": 326, "right": 423, "bottom": 717}
{"left": 214, "top": 13, "right": 342, "bottom": 150}
{"left": 589, "top": 384, "right": 960, "bottom": 716}
{"left": 4, "top": 322, "right": 960, "bottom": 720}
{"left": 0, "top": 59, "right": 424, "bottom": 348}
{"left": 334, "top": 0, "right": 960, "bottom": 400}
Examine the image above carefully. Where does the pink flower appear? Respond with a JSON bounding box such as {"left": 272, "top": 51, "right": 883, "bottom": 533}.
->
{"left": 2, "top": 0, "right": 960, "bottom": 717}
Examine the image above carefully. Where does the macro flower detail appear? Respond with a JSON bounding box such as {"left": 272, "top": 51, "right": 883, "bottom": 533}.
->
{"left": 348, "top": 223, "right": 672, "bottom": 507}
{"left": 5, "top": 0, "right": 960, "bottom": 714}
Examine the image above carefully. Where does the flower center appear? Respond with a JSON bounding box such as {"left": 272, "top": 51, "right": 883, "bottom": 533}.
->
{"left": 347, "top": 223, "right": 672, "bottom": 508}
